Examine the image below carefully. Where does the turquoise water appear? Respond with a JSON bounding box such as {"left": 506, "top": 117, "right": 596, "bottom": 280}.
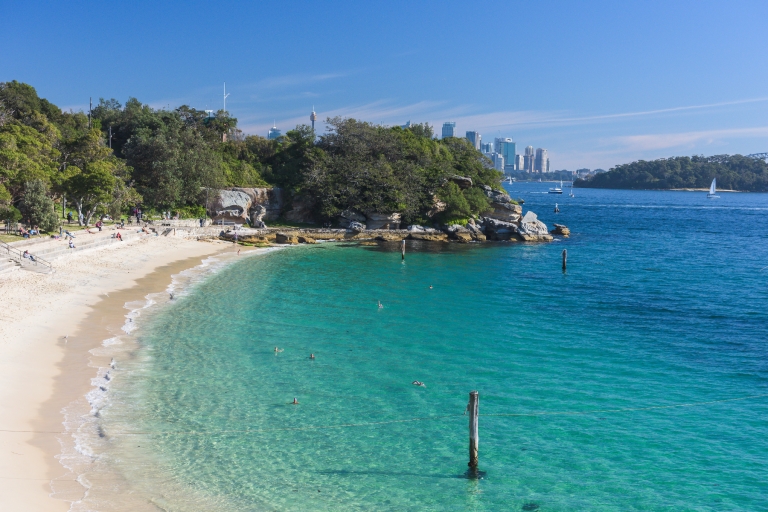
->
{"left": 109, "top": 184, "right": 768, "bottom": 511}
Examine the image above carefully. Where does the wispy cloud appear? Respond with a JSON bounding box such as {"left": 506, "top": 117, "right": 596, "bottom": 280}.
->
{"left": 610, "top": 126, "right": 768, "bottom": 152}
{"left": 253, "top": 72, "right": 348, "bottom": 90}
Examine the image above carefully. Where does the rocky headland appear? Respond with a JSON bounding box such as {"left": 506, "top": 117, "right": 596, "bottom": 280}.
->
{"left": 212, "top": 182, "right": 562, "bottom": 245}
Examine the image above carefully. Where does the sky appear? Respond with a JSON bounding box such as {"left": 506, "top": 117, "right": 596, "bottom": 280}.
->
{"left": 2, "top": 0, "right": 768, "bottom": 170}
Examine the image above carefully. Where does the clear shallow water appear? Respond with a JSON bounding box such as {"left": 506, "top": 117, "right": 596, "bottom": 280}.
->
{"left": 105, "top": 184, "right": 768, "bottom": 511}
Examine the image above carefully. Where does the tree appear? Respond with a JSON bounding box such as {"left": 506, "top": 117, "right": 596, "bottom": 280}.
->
{"left": 19, "top": 180, "right": 58, "bottom": 231}
{"left": 62, "top": 160, "right": 117, "bottom": 226}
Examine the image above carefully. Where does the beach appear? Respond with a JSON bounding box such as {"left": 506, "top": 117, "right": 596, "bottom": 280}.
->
{"left": 0, "top": 234, "right": 230, "bottom": 511}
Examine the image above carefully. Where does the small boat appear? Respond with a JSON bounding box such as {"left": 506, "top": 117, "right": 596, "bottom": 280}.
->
{"left": 549, "top": 180, "right": 563, "bottom": 194}
{"left": 569, "top": 190, "right": 575, "bottom": 198}
{"left": 707, "top": 178, "right": 720, "bottom": 199}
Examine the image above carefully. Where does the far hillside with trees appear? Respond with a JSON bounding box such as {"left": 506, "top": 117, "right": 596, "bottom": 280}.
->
{"left": 1, "top": 81, "right": 503, "bottom": 235}
{"left": 575, "top": 155, "right": 768, "bottom": 191}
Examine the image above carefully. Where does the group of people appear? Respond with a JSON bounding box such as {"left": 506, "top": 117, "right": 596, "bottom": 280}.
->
{"left": 18, "top": 225, "right": 40, "bottom": 238}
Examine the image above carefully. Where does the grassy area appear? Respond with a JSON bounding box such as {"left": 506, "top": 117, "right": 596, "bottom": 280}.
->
{"left": 266, "top": 218, "right": 320, "bottom": 229}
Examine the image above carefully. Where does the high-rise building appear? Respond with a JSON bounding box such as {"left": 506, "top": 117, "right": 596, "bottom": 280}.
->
{"left": 494, "top": 137, "right": 516, "bottom": 173}
{"left": 465, "top": 131, "right": 481, "bottom": 150}
{"left": 492, "top": 153, "right": 505, "bottom": 171}
{"left": 481, "top": 142, "right": 494, "bottom": 153}
{"left": 442, "top": 122, "right": 456, "bottom": 139}
{"left": 515, "top": 154, "right": 524, "bottom": 171}
{"left": 310, "top": 108, "right": 317, "bottom": 131}
{"left": 268, "top": 124, "right": 281, "bottom": 140}
{"left": 534, "top": 148, "right": 549, "bottom": 173}
{"left": 524, "top": 146, "right": 535, "bottom": 172}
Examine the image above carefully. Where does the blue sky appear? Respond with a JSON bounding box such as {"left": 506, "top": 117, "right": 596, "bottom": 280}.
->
{"left": 2, "top": 0, "right": 768, "bottom": 170}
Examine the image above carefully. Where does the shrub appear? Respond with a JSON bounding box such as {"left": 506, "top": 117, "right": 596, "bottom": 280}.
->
{"left": 19, "top": 180, "right": 58, "bottom": 231}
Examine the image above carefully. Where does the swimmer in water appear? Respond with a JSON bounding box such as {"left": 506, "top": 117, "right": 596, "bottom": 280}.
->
{"left": 429, "top": 285, "right": 433, "bottom": 289}
{"left": 310, "top": 353, "right": 315, "bottom": 359}
{"left": 378, "top": 300, "right": 383, "bottom": 309}
{"left": 412, "top": 380, "right": 426, "bottom": 387}
{"left": 292, "top": 398, "right": 299, "bottom": 404}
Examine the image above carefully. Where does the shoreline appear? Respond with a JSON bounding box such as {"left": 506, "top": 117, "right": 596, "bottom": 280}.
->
{"left": 0, "top": 235, "right": 237, "bottom": 511}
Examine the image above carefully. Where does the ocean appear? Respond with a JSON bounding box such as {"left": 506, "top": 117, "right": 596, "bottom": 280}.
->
{"left": 74, "top": 183, "right": 768, "bottom": 511}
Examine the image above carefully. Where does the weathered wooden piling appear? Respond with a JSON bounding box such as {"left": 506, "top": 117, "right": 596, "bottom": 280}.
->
{"left": 468, "top": 391, "right": 479, "bottom": 468}
{"left": 562, "top": 249, "right": 567, "bottom": 272}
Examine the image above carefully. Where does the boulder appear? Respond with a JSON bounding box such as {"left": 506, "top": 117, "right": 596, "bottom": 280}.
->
{"left": 551, "top": 224, "right": 571, "bottom": 237}
{"left": 466, "top": 221, "right": 486, "bottom": 241}
{"left": 211, "top": 189, "right": 252, "bottom": 224}
{"left": 365, "top": 212, "right": 401, "bottom": 230}
{"left": 454, "top": 232, "right": 473, "bottom": 243}
{"left": 517, "top": 211, "right": 552, "bottom": 241}
{"left": 297, "top": 235, "right": 317, "bottom": 244}
{"left": 482, "top": 217, "right": 519, "bottom": 241}
{"left": 348, "top": 221, "right": 365, "bottom": 233}
{"left": 407, "top": 225, "right": 439, "bottom": 233}
{"left": 275, "top": 232, "right": 299, "bottom": 244}
{"left": 251, "top": 204, "right": 267, "bottom": 228}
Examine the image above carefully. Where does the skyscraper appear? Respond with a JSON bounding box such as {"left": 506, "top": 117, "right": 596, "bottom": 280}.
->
{"left": 514, "top": 154, "right": 524, "bottom": 171}
{"left": 268, "top": 123, "right": 281, "bottom": 140}
{"left": 310, "top": 108, "right": 317, "bottom": 131}
{"left": 481, "top": 142, "right": 494, "bottom": 154}
{"left": 492, "top": 153, "right": 504, "bottom": 171}
{"left": 442, "top": 122, "right": 456, "bottom": 139}
{"left": 494, "top": 137, "right": 516, "bottom": 173}
{"left": 465, "top": 131, "right": 481, "bottom": 150}
{"left": 524, "top": 146, "right": 535, "bottom": 172}
{"left": 534, "top": 148, "right": 549, "bottom": 173}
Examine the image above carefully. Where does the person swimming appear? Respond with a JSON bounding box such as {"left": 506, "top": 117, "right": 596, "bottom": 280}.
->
{"left": 310, "top": 353, "right": 315, "bottom": 359}
{"left": 429, "top": 285, "right": 433, "bottom": 289}
{"left": 412, "top": 381, "right": 426, "bottom": 387}
{"left": 378, "top": 300, "right": 383, "bottom": 309}
{"left": 292, "top": 398, "right": 299, "bottom": 404}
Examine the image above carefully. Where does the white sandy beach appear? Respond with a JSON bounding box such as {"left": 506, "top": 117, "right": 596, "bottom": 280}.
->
{"left": 0, "top": 234, "right": 232, "bottom": 511}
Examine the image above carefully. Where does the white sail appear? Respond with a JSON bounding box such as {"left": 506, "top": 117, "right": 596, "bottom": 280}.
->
{"left": 709, "top": 178, "right": 716, "bottom": 195}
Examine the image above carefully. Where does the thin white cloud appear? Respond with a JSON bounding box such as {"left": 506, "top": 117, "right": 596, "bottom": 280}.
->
{"left": 610, "top": 126, "right": 768, "bottom": 152}
{"left": 253, "top": 73, "right": 348, "bottom": 89}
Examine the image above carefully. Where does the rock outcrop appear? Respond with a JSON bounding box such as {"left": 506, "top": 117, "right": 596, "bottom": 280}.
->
{"left": 517, "top": 211, "right": 553, "bottom": 241}
{"left": 481, "top": 185, "right": 522, "bottom": 222}
{"left": 448, "top": 175, "right": 473, "bottom": 189}
{"left": 348, "top": 221, "right": 365, "bottom": 233}
{"left": 209, "top": 187, "right": 284, "bottom": 224}
{"left": 283, "top": 195, "right": 315, "bottom": 224}
{"left": 551, "top": 224, "right": 571, "bottom": 237}
{"left": 339, "top": 210, "right": 366, "bottom": 228}
{"left": 275, "top": 232, "right": 299, "bottom": 244}
{"left": 481, "top": 217, "right": 518, "bottom": 241}
{"left": 365, "top": 212, "right": 401, "bottom": 230}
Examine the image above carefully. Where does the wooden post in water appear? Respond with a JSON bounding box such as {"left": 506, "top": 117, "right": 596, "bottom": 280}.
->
{"left": 468, "top": 391, "right": 479, "bottom": 468}
{"left": 401, "top": 239, "right": 405, "bottom": 260}
{"left": 562, "top": 249, "right": 567, "bottom": 272}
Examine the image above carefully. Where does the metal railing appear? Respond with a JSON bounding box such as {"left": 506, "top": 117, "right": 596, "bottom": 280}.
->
{"left": 0, "top": 239, "right": 53, "bottom": 272}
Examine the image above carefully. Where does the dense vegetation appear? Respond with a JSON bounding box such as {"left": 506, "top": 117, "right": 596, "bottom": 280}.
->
{"left": 575, "top": 155, "right": 768, "bottom": 191}
{"left": 0, "top": 81, "right": 501, "bottom": 230}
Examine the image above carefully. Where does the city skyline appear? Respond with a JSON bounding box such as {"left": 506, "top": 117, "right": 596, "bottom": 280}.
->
{"left": 3, "top": 1, "right": 768, "bottom": 170}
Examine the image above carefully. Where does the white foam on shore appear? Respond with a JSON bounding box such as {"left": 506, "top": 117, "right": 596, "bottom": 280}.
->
{"left": 54, "top": 246, "right": 282, "bottom": 511}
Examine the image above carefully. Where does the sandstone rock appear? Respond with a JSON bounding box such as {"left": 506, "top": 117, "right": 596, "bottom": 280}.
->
{"left": 454, "top": 232, "right": 473, "bottom": 243}
{"left": 551, "top": 223, "right": 571, "bottom": 237}
{"left": 251, "top": 204, "right": 267, "bottom": 228}
{"left": 519, "top": 211, "right": 549, "bottom": 236}
{"left": 375, "top": 232, "right": 407, "bottom": 242}
{"left": 407, "top": 225, "right": 439, "bottom": 233}
{"left": 298, "top": 235, "right": 317, "bottom": 244}
{"left": 209, "top": 187, "right": 284, "bottom": 224}
{"left": 448, "top": 175, "right": 473, "bottom": 189}
{"left": 481, "top": 217, "right": 519, "bottom": 241}
{"left": 479, "top": 185, "right": 523, "bottom": 222}
{"left": 407, "top": 232, "right": 448, "bottom": 242}
{"left": 275, "top": 232, "right": 299, "bottom": 244}
{"left": 426, "top": 195, "right": 447, "bottom": 218}
{"left": 365, "top": 212, "right": 401, "bottom": 230}
{"left": 338, "top": 209, "right": 366, "bottom": 228}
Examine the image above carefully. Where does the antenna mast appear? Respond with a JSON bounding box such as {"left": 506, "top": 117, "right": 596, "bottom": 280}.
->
{"left": 223, "top": 82, "right": 230, "bottom": 113}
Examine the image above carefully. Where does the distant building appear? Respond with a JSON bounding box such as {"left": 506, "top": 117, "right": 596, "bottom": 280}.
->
{"left": 492, "top": 153, "right": 504, "bottom": 171}
{"left": 268, "top": 124, "right": 282, "bottom": 140}
{"left": 310, "top": 109, "right": 318, "bottom": 131}
{"left": 524, "top": 146, "right": 535, "bottom": 172}
{"left": 515, "top": 154, "right": 524, "bottom": 171}
{"left": 401, "top": 120, "right": 412, "bottom": 129}
{"left": 534, "top": 148, "right": 549, "bottom": 173}
{"left": 465, "top": 131, "right": 481, "bottom": 150}
{"left": 481, "top": 142, "right": 494, "bottom": 153}
{"left": 442, "top": 122, "right": 456, "bottom": 139}
{"left": 494, "top": 137, "right": 516, "bottom": 173}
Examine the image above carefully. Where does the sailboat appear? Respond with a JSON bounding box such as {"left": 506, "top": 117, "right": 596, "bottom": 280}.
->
{"left": 549, "top": 180, "right": 563, "bottom": 194}
{"left": 707, "top": 178, "right": 720, "bottom": 199}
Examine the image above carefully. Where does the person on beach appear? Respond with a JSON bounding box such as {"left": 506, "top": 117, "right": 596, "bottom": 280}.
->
{"left": 68, "top": 239, "right": 75, "bottom": 249}
{"left": 67, "top": 211, "right": 73, "bottom": 224}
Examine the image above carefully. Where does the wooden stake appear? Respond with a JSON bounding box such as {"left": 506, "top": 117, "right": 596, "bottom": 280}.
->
{"left": 468, "top": 391, "right": 479, "bottom": 468}
{"left": 562, "top": 249, "right": 567, "bottom": 272}
{"left": 401, "top": 239, "right": 405, "bottom": 260}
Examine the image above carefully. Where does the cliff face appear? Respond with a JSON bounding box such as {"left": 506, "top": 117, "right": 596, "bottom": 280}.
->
{"left": 208, "top": 188, "right": 284, "bottom": 224}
